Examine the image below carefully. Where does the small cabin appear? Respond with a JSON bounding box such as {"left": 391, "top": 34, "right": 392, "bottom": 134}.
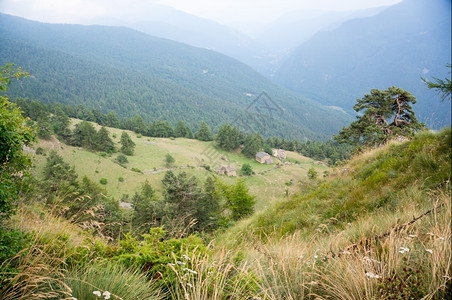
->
{"left": 217, "top": 165, "right": 237, "bottom": 177}
{"left": 256, "top": 152, "right": 271, "bottom": 164}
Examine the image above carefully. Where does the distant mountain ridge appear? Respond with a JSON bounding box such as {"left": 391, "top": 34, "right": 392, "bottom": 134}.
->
{"left": 273, "top": 0, "right": 451, "bottom": 128}
{"left": 0, "top": 13, "right": 352, "bottom": 140}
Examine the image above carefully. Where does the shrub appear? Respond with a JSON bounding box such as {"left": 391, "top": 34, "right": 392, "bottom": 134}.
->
{"left": 116, "top": 154, "right": 128, "bottom": 165}
{"left": 35, "top": 147, "right": 45, "bottom": 155}
{"left": 307, "top": 167, "right": 318, "bottom": 180}
{"left": 99, "top": 178, "right": 108, "bottom": 185}
{"left": 118, "top": 177, "right": 124, "bottom": 182}
{"left": 136, "top": 133, "right": 142, "bottom": 138}
{"left": 131, "top": 167, "right": 141, "bottom": 173}
{"left": 241, "top": 163, "right": 254, "bottom": 176}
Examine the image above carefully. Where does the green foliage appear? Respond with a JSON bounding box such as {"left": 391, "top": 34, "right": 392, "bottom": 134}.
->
{"left": 120, "top": 131, "right": 135, "bottom": 156}
{"left": 220, "top": 179, "right": 256, "bottom": 220}
{"left": 241, "top": 163, "right": 254, "bottom": 176}
{"left": 216, "top": 123, "right": 241, "bottom": 151}
{"left": 110, "top": 228, "right": 206, "bottom": 290}
{"left": 335, "top": 87, "right": 424, "bottom": 147}
{"left": 132, "top": 181, "right": 159, "bottom": 234}
{"left": 99, "top": 178, "right": 108, "bottom": 185}
{"left": 195, "top": 122, "right": 213, "bottom": 141}
{"left": 96, "top": 126, "right": 115, "bottom": 153}
{"left": 71, "top": 121, "right": 96, "bottom": 149}
{"left": 0, "top": 64, "right": 36, "bottom": 219}
{"left": 242, "top": 132, "right": 263, "bottom": 158}
{"left": 118, "top": 176, "right": 124, "bottom": 182}
{"left": 307, "top": 167, "right": 318, "bottom": 180}
{"left": 165, "top": 153, "right": 175, "bottom": 167}
{"left": 423, "top": 63, "right": 451, "bottom": 101}
{"left": 0, "top": 228, "right": 30, "bottom": 276}
{"left": 377, "top": 265, "right": 427, "bottom": 299}
{"left": 116, "top": 154, "right": 128, "bottom": 165}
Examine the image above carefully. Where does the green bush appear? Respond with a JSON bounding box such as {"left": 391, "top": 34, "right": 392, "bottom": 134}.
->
{"left": 35, "top": 147, "right": 45, "bottom": 155}
{"left": 99, "top": 178, "right": 108, "bottom": 185}
{"left": 241, "top": 163, "right": 254, "bottom": 176}
{"left": 118, "top": 177, "right": 124, "bottom": 182}
{"left": 116, "top": 154, "right": 128, "bottom": 165}
{"left": 131, "top": 167, "right": 141, "bottom": 173}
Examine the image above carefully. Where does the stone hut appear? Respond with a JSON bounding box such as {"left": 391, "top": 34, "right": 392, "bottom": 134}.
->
{"left": 217, "top": 165, "right": 237, "bottom": 177}
{"left": 256, "top": 152, "right": 271, "bottom": 164}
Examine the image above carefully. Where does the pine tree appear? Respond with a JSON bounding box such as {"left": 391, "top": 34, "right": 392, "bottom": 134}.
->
{"left": 195, "top": 122, "right": 213, "bottom": 141}
{"left": 120, "top": 131, "right": 135, "bottom": 155}
{"left": 96, "top": 126, "right": 115, "bottom": 153}
{"left": 335, "top": 87, "right": 424, "bottom": 147}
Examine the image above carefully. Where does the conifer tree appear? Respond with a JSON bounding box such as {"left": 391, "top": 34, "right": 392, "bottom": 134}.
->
{"left": 335, "top": 87, "right": 424, "bottom": 147}
{"left": 120, "top": 131, "right": 135, "bottom": 155}
{"left": 195, "top": 122, "right": 213, "bottom": 141}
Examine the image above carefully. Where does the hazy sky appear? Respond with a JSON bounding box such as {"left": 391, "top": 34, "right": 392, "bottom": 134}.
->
{"left": 0, "top": 0, "right": 403, "bottom": 26}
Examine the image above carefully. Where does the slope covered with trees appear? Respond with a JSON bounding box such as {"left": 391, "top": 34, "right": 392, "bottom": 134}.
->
{"left": 0, "top": 13, "right": 352, "bottom": 140}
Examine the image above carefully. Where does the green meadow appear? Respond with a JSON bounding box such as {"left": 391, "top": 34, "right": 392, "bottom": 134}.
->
{"left": 31, "top": 121, "right": 327, "bottom": 211}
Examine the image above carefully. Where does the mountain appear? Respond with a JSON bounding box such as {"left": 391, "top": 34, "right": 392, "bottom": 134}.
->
{"left": 252, "top": 7, "right": 387, "bottom": 76}
{"left": 0, "top": 13, "right": 352, "bottom": 140}
{"left": 87, "top": 3, "right": 268, "bottom": 72}
{"left": 274, "top": 0, "right": 451, "bottom": 128}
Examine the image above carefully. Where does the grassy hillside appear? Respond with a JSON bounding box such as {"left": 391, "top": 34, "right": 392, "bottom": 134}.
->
{"left": 2, "top": 128, "right": 450, "bottom": 299}
{"left": 215, "top": 127, "right": 451, "bottom": 298}
{"left": 31, "top": 120, "right": 327, "bottom": 211}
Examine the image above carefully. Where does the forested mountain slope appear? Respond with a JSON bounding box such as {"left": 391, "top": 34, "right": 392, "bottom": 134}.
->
{"left": 0, "top": 13, "right": 352, "bottom": 140}
{"left": 274, "top": 0, "right": 451, "bottom": 128}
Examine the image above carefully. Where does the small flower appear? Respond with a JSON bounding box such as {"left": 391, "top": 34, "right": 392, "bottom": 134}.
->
{"left": 425, "top": 249, "right": 433, "bottom": 254}
{"left": 182, "top": 254, "right": 191, "bottom": 260}
{"left": 399, "top": 247, "right": 410, "bottom": 254}
{"left": 308, "top": 281, "right": 318, "bottom": 285}
{"left": 314, "top": 254, "right": 318, "bottom": 259}
{"left": 439, "top": 237, "right": 445, "bottom": 241}
{"left": 103, "top": 291, "right": 111, "bottom": 299}
{"left": 426, "top": 232, "right": 435, "bottom": 236}
{"left": 442, "top": 275, "right": 451, "bottom": 279}
{"left": 408, "top": 234, "right": 417, "bottom": 238}
{"left": 366, "top": 272, "right": 381, "bottom": 279}
{"left": 93, "top": 291, "right": 101, "bottom": 297}
{"left": 187, "top": 283, "right": 193, "bottom": 288}
{"left": 342, "top": 250, "right": 351, "bottom": 255}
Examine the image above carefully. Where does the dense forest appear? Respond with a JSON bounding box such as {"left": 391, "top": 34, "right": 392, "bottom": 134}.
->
{"left": 0, "top": 13, "right": 353, "bottom": 141}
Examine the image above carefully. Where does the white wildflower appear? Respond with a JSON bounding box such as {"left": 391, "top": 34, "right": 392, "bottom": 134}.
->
{"left": 182, "top": 254, "right": 191, "bottom": 260}
{"left": 426, "top": 249, "right": 433, "bottom": 254}
{"left": 308, "top": 281, "right": 318, "bottom": 285}
{"left": 103, "top": 291, "right": 111, "bottom": 299}
{"left": 365, "top": 272, "right": 381, "bottom": 279}
{"left": 439, "top": 237, "right": 445, "bottom": 241}
{"left": 426, "top": 232, "right": 435, "bottom": 236}
{"left": 399, "top": 247, "right": 410, "bottom": 254}
{"left": 187, "top": 283, "right": 193, "bottom": 288}
{"left": 442, "top": 275, "right": 451, "bottom": 279}
{"left": 93, "top": 291, "right": 102, "bottom": 297}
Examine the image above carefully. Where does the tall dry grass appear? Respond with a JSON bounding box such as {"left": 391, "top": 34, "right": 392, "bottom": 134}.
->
{"left": 242, "top": 185, "right": 451, "bottom": 299}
